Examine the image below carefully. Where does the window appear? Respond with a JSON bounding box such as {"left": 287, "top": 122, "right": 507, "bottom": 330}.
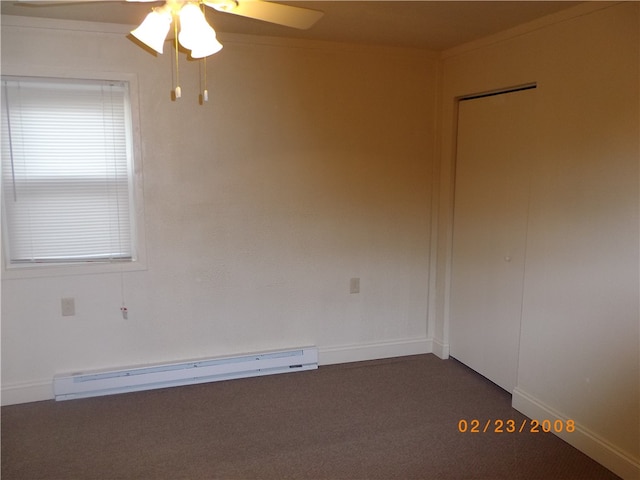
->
{"left": 1, "top": 76, "right": 141, "bottom": 271}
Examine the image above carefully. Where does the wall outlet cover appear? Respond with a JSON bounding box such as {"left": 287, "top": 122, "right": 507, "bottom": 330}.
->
{"left": 61, "top": 298, "right": 75, "bottom": 316}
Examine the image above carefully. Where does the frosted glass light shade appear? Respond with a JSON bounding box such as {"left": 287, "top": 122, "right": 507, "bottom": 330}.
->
{"left": 178, "top": 3, "right": 208, "bottom": 50}
{"left": 131, "top": 10, "right": 172, "bottom": 54}
{"left": 190, "top": 32, "right": 223, "bottom": 58}
{"left": 178, "top": 2, "right": 223, "bottom": 57}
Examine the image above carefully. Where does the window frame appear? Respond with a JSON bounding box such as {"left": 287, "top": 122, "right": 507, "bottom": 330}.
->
{"left": 1, "top": 67, "right": 146, "bottom": 279}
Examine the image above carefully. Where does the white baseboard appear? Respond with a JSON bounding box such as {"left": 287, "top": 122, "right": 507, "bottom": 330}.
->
{"left": 2, "top": 338, "right": 435, "bottom": 405}
{"left": 431, "top": 338, "right": 449, "bottom": 359}
{"left": 512, "top": 387, "right": 640, "bottom": 480}
{"left": 318, "top": 337, "right": 432, "bottom": 365}
{"left": 2, "top": 379, "right": 53, "bottom": 406}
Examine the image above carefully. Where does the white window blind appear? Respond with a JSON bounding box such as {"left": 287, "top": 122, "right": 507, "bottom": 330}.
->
{"left": 1, "top": 76, "right": 136, "bottom": 266}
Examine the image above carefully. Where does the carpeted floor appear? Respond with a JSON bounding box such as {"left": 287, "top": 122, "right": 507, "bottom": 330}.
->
{"left": 1, "top": 354, "right": 621, "bottom": 479}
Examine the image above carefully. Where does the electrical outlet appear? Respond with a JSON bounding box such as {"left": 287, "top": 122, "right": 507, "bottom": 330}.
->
{"left": 350, "top": 277, "right": 360, "bottom": 294}
{"left": 61, "top": 297, "right": 75, "bottom": 316}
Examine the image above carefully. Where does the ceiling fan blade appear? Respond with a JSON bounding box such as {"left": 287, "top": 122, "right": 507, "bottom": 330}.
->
{"left": 205, "top": 0, "right": 323, "bottom": 30}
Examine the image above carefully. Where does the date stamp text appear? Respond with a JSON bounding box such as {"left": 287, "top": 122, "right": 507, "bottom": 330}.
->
{"left": 457, "top": 419, "right": 575, "bottom": 433}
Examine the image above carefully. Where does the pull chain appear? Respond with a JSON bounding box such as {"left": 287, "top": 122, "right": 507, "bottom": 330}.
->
{"left": 200, "top": 3, "right": 208, "bottom": 103}
{"left": 174, "top": 16, "right": 181, "bottom": 99}
{"left": 203, "top": 56, "right": 208, "bottom": 102}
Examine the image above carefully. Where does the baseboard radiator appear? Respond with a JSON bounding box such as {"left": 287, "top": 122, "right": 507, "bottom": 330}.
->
{"left": 53, "top": 346, "right": 318, "bottom": 401}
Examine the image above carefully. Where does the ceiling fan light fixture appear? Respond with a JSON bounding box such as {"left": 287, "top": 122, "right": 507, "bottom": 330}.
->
{"left": 179, "top": 3, "right": 209, "bottom": 48}
{"left": 131, "top": 9, "right": 172, "bottom": 54}
{"left": 190, "top": 34, "right": 223, "bottom": 58}
{"left": 178, "top": 2, "right": 223, "bottom": 58}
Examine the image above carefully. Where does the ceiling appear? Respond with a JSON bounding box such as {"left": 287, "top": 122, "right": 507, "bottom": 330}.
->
{"left": 1, "top": 1, "right": 586, "bottom": 51}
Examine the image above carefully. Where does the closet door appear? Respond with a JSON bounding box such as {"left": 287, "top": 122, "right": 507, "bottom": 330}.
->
{"left": 449, "top": 88, "right": 536, "bottom": 393}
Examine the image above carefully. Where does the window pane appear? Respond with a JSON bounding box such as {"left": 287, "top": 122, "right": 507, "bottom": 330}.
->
{"left": 1, "top": 76, "right": 135, "bottom": 264}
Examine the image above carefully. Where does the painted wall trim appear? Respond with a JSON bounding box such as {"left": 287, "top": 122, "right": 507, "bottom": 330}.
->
{"left": 3, "top": 339, "right": 433, "bottom": 405}
{"left": 431, "top": 338, "right": 449, "bottom": 359}
{"left": 0, "top": 13, "right": 131, "bottom": 34}
{"left": 513, "top": 387, "right": 640, "bottom": 480}
{"left": 0, "top": 14, "right": 438, "bottom": 59}
{"left": 2, "top": 379, "right": 53, "bottom": 406}
{"left": 441, "top": 1, "right": 618, "bottom": 59}
{"left": 318, "top": 337, "right": 432, "bottom": 366}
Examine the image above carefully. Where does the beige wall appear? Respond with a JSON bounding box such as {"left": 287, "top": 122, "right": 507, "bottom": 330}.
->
{"left": 436, "top": 3, "right": 639, "bottom": 477}
{"left": 2, "top": 3, "right": 639, "bottom": 477}
{"left": 1, "top": 17, "right": 438, "bottom": 400}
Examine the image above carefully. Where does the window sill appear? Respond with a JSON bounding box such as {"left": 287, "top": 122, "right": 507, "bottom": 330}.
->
{"left": 2, "top": 259, "right": 147, "bottom": 280}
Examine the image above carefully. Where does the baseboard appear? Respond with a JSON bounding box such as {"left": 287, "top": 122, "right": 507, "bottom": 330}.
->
{"left": 512, "top": 387, "right": 640, "bottom": 480}
{"left": 318, "top": 337, "right": 432, "bottom": 365}
{"left": 431, "top": 338, "right": 450, "bottom": 359}
{"left": 2, "top": 379, "right": 53, "bottom": 406}
{"left": 3, "top": 339, "right": 434, "bottom": 405}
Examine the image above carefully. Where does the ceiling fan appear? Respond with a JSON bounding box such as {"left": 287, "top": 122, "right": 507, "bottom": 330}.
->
{"left": 16, "top": 0, "right": 325, "bottom": 56}
{"left": 16, "top": 0, "right": 324, "bottom": 100}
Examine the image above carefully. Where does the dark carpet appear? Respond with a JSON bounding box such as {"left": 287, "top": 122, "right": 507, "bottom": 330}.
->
{"left": 1, "top": 354, "right": 620, "bottom": 479}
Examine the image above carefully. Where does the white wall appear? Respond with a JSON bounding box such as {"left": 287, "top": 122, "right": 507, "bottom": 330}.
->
{"left": 1, "top": 16, "right": 438, "bottom": 403}
{"left": 3, "top": 4, "right": 638, "bottom": 477}
{"left": 435, "top": 3, "right": 639, "bottom": 478}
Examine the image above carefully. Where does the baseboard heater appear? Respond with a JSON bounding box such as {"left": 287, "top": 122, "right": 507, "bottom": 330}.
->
{"left": 53, "top": 346, "right": 318, "bottom": 401}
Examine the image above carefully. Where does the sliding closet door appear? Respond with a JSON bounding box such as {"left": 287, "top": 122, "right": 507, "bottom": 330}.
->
{"left": 449, "top": 87, "right": 536, "bottom": 393}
